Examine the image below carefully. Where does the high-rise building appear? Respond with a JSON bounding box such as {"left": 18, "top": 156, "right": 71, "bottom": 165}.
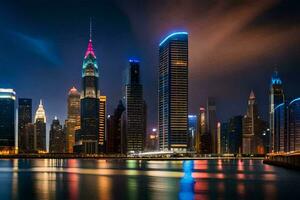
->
{"left": 18, "top": 98, "right": 32, "bottom": 153}
{"left": 65, "top": 87, "right": 80, "bottom": 153}
{"left": 49, "top": 117, "right": 64, "bottom": 153}
{"left": 196, "top": 107, "right": 210, "bottom": 153}
{"left": 220, "top": 122, "right": 228, "bottom": 154}
{"left": 145, "top": 128, "right": 159, "bottom": 151}
{"left": 206, "top": 97, "right": 217, "bottom": 154}
{"left": 25, "top": 123, "right": 35, "bottom": 152}
{"left": 158, "top": 32, "right": 188, "bottom": 152}
{"left": 106, "top": 100, "right": 125, "bottom": 154}
{"left": 124, "top": 59, "right": 146, "bottom": 153}
{"left": 269, "top": 70, "right": 284, "bottom": 153}
{"left": 99, "top": 95, "right": 107, "bottom": 152}
{"left": 217, "top": 122, "right": 221, "bottom": 154}
{"left": 0, "top": 88, "right": 16, "bottom": 154}
{"left": 79, "top": 24, "right": 100, "bottom": 154}
{"left": 288, "top": 98, "right": 300, "bottom": 152}
{"left": 34, "top": 100, "right": 47, "bottom": 152}
{"left": 228, "top": 115, "right": 243, "bottom": 154}
{"left": 242, "top": 91, "right": 266, "bottom": 154}
{"left": 188, "top": 115, "right": 197, "bottom": 151}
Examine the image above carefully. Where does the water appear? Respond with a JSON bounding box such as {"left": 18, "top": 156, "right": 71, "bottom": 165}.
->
{"left": 0, "top": 159, "right": 299, "bottom": 200}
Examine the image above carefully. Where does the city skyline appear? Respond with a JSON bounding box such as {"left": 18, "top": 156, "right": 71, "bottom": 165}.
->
{"left": 1, "top": 1, "right": 300, "bottom": 132}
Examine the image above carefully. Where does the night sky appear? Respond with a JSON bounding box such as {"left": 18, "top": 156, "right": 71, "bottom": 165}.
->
{"left": 0, "top": 0, "right": 300, "bottom": 132}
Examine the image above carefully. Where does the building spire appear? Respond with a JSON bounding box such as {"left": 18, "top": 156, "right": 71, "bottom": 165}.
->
{"left": 89, "top": 17, "right": 92, "bottom": 41}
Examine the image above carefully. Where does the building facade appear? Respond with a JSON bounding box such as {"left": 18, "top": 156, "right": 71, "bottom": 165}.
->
{"left": 49, "top": 117, "right": 65, "bottom": 153}
{"left": 269, "top": 70, "right": 284, "bottom": 152}
{"left": 99, "top": 95, "right": 107, "bottom": 152}
{"left": 79, "top": 30, "right": 100, "bottom": 154}
{"left": 124, "top": 60, "right": 146, "bottom": 153}
{"left": 34, "top": 100, "right": 47, "bottom": 152}
{"left": 206, "top": 97, "right": 217, "bottom": 154}
{"left": 65, "top": 87, "right": 81, "bottom": 153}
{"left": 0, "top": 89, "right": 16, "bottom": 154}
{"left": 158, "top": 32, "right": 188, "bottom": 152}
{"left": 188, "top": 115, "right": 197, "bottom": 151}
{"left": 18, "top": 98, "right": 32, "bottom": 153}
{"left": 228, "top": 115, "right": 243, "bottom": 154}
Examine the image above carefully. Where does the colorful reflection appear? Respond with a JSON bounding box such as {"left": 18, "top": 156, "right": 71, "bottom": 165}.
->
{"left": 179, "top": 160, "right": 195, "bottom": 200}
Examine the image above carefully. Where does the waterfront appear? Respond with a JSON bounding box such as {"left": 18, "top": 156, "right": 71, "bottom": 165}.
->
{"left": 0, "top": 159, "right": 299, "bottom": 200}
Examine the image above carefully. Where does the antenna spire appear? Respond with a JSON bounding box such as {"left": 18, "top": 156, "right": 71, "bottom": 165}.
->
{"left": 89, "top": 17, "right": 92, "bottom": 41}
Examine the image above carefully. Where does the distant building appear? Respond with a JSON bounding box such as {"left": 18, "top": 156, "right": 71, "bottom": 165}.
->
{"left": 145, "top": 128, "right": 159, "bottom": 151}
{"left": 188, "top": 115, "right": 197, "bottom": 151}
{"left": 25, "top": 123, "right": 35, "bottom": 152}
{"left": 80, "top": 28, "right": 100, "bottom": 154}
{"left": 196, "top": 107, "right": 210, "bottom": 154}
{"left": 0, "top": 88, "right": 16, "bottom": 154}
{"left": 242, "top": 91, "right": 266, "bottom": 154}
{"left": 18, "top": 98, "right": 32, "bottom": 153}
{"left": 269, "top": 70, "right": 284, "bottom": 153}
{"left": 217, "top": 122, "right": 221, "bottom": 154}
{"left": 106, "top": 100, "right": 125, "bottom": 154}
{"left": 65, "top": 87, "right": 80, "bottom": 153}
{"left": 206, "top": 97, "right": 217, "bottom": 154}
{"left": 124, "top": 60, "right": 146, "bottom": 153}
{"left": 288, "top": 98, "right": 300, "bottom": 152}
{"left": 99, "top": 95, "right": 107, "bottom": 152}
{"left": 34, "top": 100, "right": 47, "bottom": 152}
{"left": 228, "top": 115, "right": 243, "bottom": 154}
{"left": 159, "top": 32, "right": 188, "bottom": 152}
{"left": 49, "top": 117, "right": 64, "bottom": 153}
{"left": 220, "top": 122, "right": 228, "bottom": 154}
{"left": 273, "top": 97, "right": 300, "bottom": 153}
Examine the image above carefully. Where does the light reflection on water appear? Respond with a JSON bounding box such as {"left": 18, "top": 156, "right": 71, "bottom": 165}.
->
{"left": 0, "top": 159, "right": 299, "bottom": 200}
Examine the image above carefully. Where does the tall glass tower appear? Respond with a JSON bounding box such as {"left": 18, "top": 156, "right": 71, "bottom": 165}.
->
{"left": 18, "top": 98, "right": 32, "bottom": 153}
{"left": 124, "top": 60, "right": 146, "bottom": 153}
{"left": 0, "top": 88, "right": 16, "bottom": 154}
{"left": 269, "top": 70, "right": 284, "bottom": 152}
{"left": 80, "top": 23, "right": 100, "bottom": 154}
{"left": 158, "top": 32, "right": 188, "bottom": 152}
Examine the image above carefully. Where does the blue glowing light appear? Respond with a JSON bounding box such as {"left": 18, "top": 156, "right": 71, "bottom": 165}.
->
{"left": 159, "top": 32, "right": 188, "bottom": 46}
{"left": 274, "top": 103, "right": 284, "bottom": 110}
{"left": 129, "top": 58, "right": 140, "bottom": 63}
{"left": 289, "top": 97, "right": 300, "bottom": 105}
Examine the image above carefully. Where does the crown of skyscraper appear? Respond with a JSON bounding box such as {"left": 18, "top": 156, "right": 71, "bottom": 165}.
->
{"left": 35, "top": 100, "right": 46, "bottom": 123}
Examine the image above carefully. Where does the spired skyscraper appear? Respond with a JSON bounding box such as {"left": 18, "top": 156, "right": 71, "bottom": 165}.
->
{"left": 269, "top": 70, "right": 284, "bottom": 152}
{"left": 79, "top": 23, "right": 100, "bottom": 154}
{"left": 34, "top": 100, "right": 47, "bottom": 152}
{"left": 0, "top": 89, "right": 16, "bottom": 154}
{"left": 158, "top": 32, "right": 188, "bottom": 152}
{"left": 124, "top": 59, "right": 146, "bottom": 153}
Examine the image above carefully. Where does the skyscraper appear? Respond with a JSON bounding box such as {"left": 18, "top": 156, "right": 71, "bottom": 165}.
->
{"left": 269, "top": 70, "right": 284, "bottom": 152}
{"left": 0, "top": 88, "right": 16, "bottom": 154}
{"left": 188, "top": 115, "right": 197, "bottom": 151}
{"left": 99, "top": 95, "right": 107, "bottom": 152}
{"left": 34, "top": 100, "right": 47, "bottom": 152}
{"left": 65, "top": 87, "right": 80, "bottom": 153}
{"left": 242, "top": 91, "right": 266, "bottom": 154}
{"left": 158, "top": 32, "right": 188, "bottom": 152}
{"left": 124, "top": 59, "right": 146, "bottom": 153}
{"left": 228, "top": 115, "right": 243, "bottom": 154}
{"left": 288, "top": 98, "right": 300, "bottom": 152}
{"left": 18, "top": 98, "right": 32, "bottom": 153}
{"left": 49, "top": 116, "right": 65, "bottom": 153}
{"left": 80, "top": 24, "right": 100, "bottom": 154}
{"left": 206, "top": 97, "right": 217, "bottom": 154}
{"left": 106, "top": 100, "right": 125, "bottom": 154}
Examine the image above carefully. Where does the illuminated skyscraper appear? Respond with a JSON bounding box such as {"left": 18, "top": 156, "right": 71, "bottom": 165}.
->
{"left": 269, "top": 70, "right": 284, "bottom": 152}
{"left": 99, "top": 95, "right": 107, "bottom": 152}
{"left": 18, "top": 98, "right": 32, "bottom": 153}
{"left": 65, "top": 87, "right": 80, "bottom": 153}
{"left": 49, "top": 116, "right": 64, "bottom": 153}
{"left": 228, "top": 115, "right": 243, "bottom": 154}
{"left": 206, "top": 97, "right": 217, "bottom": 154}
{"left": 288, "top": 98, "right": 300, "bottom": 152}
{"left": 158, "top": 32, "right": 188, "bottom": 151}
{"left": 0, "top": 88, "right": 16, "bottom": 154}
{"left": 124, "top": 59, "right": 146, "bottom": 153}
{"left": 79, "top": 23, "right": 100, "bottom": 154}
{"left": 34, "top": 100, "right": 46, "bottom": 152}
{"left": 188, "top": 115, "right": 197, "bottom": 151}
